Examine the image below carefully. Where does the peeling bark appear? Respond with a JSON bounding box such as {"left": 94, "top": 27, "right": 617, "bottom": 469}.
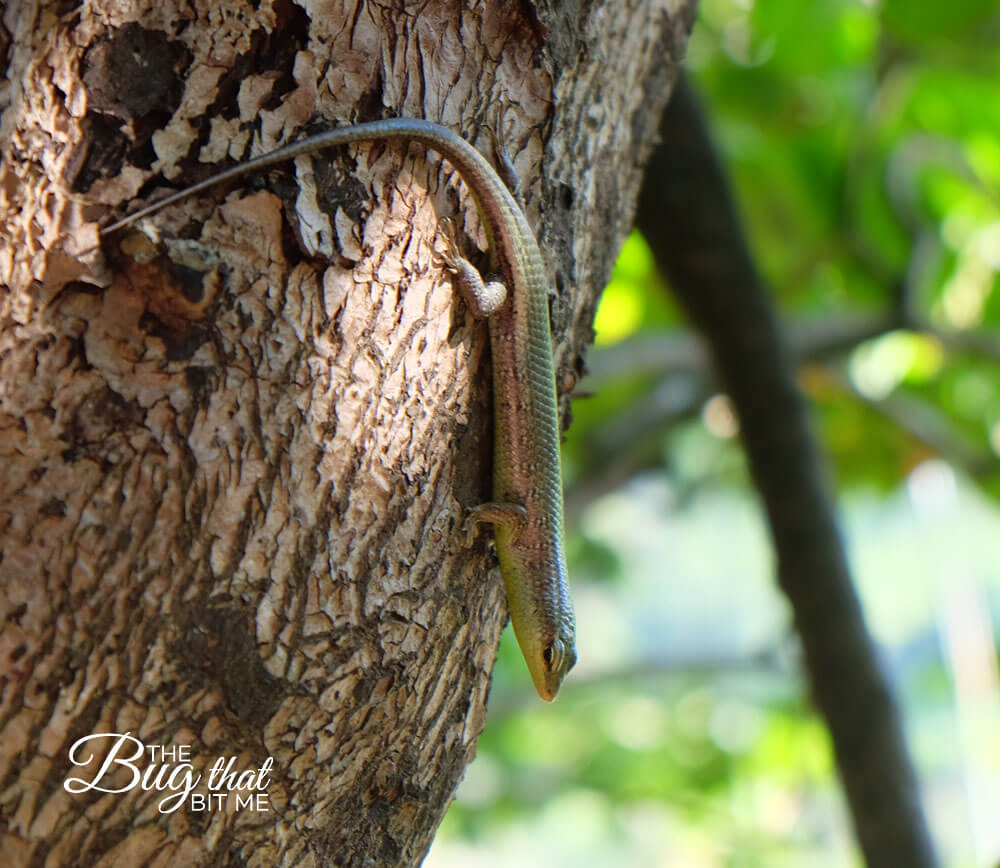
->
{"left": 0, "top": 1, "right": 694, "bottom": 865}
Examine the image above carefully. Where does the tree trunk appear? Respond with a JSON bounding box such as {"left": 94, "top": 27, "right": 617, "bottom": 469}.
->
{"left": 0, "top": 1, "right": 694, "bottom": 865}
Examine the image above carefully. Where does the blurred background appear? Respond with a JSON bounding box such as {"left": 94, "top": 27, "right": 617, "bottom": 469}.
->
{"left": 427, "top": 0, "right": 1000, "bottom": 864}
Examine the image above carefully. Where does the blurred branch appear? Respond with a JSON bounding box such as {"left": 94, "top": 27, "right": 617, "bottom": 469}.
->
{"left": 571, "top": 313, "right": 1000, "bottom": 519}
{"left": 585, "top": 332, "right": 706, "bottom": 385}
{"left": 829, "top": 368, "right": 1000, "bottom": 479}
{"left": 887, "top": 135, "right": 985, "bottom": 232}
{"left": 584, "top": 375, "right": 707, "bottom": 463}
{"left": 565, "top": 436, "right": 668, "bottom": 523}
{"left": 587, "top": 312, "right": 1000, "bottom": 388}
{"left": 571, "top": 319, "right": 895, "bottom": 519}
{"left": 586, "top": 313, "right": 896, "bottom": 387}
{"left": 566, "top": 374, "right": 705, "bottom": 523}
{"left": 919, "top": 323, "right": 1000, "bottom": 360}
{"left": 633, "top": 72, "right": 940, "bottom": 867}
{"left": 788, "top": 314, "right": 898, "bottom": 360}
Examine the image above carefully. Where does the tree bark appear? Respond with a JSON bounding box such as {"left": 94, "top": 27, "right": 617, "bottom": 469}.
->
{"left": 0, "top": 1, "right": 694, "bottom": 865}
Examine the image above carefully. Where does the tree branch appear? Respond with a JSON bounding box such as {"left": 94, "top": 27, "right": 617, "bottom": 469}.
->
{"left": 586, "top": 309, "right": 1000, "bottom": 389}
{"left": 634, "top": 73, "right": 940, "bottom": 867}
{"left": 830, "top": 369, "right": 999, "bottom": 479}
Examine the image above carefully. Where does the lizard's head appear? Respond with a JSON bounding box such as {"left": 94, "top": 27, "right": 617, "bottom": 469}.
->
{"left": 522, "top": 631, "right": 577, "bottom": 702}
{"left": 496, "top": 542, "right": 577, "bottom": 701}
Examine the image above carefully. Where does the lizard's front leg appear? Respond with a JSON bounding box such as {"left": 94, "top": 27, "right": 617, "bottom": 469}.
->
{"left": 434, "top": 218, "right": 507, "bottom": 317}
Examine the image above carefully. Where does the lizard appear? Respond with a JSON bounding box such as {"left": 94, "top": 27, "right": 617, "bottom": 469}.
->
{"left": 98, "top": 118, "right": 577, "bottom": 701}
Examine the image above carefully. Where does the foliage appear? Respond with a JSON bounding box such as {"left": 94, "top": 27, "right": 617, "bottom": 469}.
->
{"left": 691, "top": 0, "right": 1000, "bottom": 496}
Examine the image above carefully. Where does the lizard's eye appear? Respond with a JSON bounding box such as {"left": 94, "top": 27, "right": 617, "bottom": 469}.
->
{"left": 542, "top": 640, "right": 563, "bottom": 672}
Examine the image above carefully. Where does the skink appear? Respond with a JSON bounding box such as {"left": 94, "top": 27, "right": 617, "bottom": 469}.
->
{"left": 100, "top": 118, "right": 577, "bottom": 700}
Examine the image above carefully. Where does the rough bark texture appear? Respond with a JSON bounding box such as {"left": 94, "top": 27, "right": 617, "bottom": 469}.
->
{"left": 0, "top": 1, "right": 694, "bottom": 865}
{"left": 637, "top": 75, "right": 940, "bottom": 868}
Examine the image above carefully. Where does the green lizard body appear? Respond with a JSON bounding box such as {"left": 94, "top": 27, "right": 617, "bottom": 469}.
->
{"left": 100, "top": 118, "right": 577, "bottom": 700}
